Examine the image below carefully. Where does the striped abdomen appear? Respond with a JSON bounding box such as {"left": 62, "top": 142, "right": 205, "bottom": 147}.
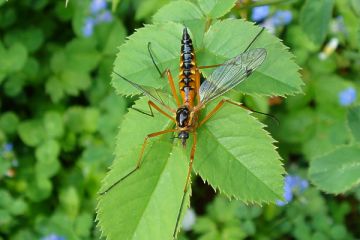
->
{"left": 179, "top": 27, "right": 197, "bottom": 108}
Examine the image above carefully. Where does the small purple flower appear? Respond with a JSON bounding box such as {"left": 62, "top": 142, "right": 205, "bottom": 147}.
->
{"left": 339, "top": 87, "right": 357, "bottom": 106}
{"left": 41, "top": 234, "right": 66, "bottom": 240}
{"left": 276, "top": 175, "right": 308, "bottom": 206}
{"left": 251, "top": 5, "right": 270, "bottom": 22}
{"left": 90, "top": 0, "right": 107, "bottom": 14}
{"left": 272, "top": 10, "right": 292, "bottom": 26}
{"left": 95, "top": 10, "right": 113, "bottom": 23}
{"left": 82, "top": 17, "right": 95, "bottom": 37}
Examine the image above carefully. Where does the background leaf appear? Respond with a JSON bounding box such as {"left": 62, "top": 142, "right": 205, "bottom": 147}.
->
{"left": 309, "top": 145, "right": 360, "bottom": 193}
{"left": 197, "top": 0, "right": 237, "bottom": 18}
{"left": 347, "top": 106, "right": 360, "bottom": 142}
{"left": 299, "top": 0, "right": 335, "bottom": 45}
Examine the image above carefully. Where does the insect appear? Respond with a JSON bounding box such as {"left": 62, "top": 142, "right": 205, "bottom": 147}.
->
{"left": 101, "top": 27, "right": 267, "bottom": 238}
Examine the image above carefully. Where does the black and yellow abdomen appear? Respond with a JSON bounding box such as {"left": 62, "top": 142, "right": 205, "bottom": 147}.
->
{"left": 179, "top": 28, "right": 197, "bottom": 108}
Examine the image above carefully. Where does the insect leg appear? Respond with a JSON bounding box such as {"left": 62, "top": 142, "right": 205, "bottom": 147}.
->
{"left": 198, "top": 99, "right": 278, "bottom": 127}
{"left": 173, "top": 132, "right": 197, "bottom": 238}
{"left": 99, "top": 129, "right": 177, "bottom": 195}
{"left": 164, "top": 69, "right": 181, "bottom": 107}
{"left": 195, "top": 69, "right": 201, "bottom": 104}
{"left": 147, "top": 42, "right": 163, "bottom": 77}
{"left": 197, "top": 63, "right": 223, "bottom": 69}
{"left": 132, "top": 100, "right": 176, "bottom": 123}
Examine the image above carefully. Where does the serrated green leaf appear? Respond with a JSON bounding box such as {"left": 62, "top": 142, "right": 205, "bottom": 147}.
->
{"left": 111, "top": 23, "right": 184, "bottom": 96}
{"left": 348, "top": 106, "right": 360, "bottom": 142}
{"left": 201, "top": 19, "right": 303, "bottom": 96}
{"left": 299, "top": 0, "right": 334, "bottom": 45}
{"left": 195, "top": 102, "right": 284, "bottom": 202}
{"left": 309, "top": 145, "right": 360, "bottom": 193}
{"left": 98, "top": 97, "right": 190, "bottom": 239}
{"left": 112, "top": 21, "right": 302, "bottom": 98}
{"left": 197, "top": 0, "right": 237, "bottom": 18}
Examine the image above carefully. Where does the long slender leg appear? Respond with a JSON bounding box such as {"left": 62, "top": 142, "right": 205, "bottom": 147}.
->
{"left": 100, "top": 129, "right": 177, "bottom": 195}
{"left": 197, "top": 63, "right": 223, "bottom": 69}
{"left": 132, "top": 100, "right": 176, "bottom": 123}
{"left": 198, "top": 99, "right": 246, "bottom": 127}
{"left": 165, "top": 69, "right": 181, "bottom": 107}
{"left": 148, "top": 42, "right": 163, "bottom": 77}
{"left": 198, "top": 98, "right": 278, "bottom": 127}
{"left": 195, "top": 69, "right": 201, "bottom": 104}
{"left": 173, "top": 132, "right": 197, "bottom": 237}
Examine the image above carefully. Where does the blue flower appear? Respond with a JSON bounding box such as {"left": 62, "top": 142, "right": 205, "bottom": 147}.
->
{"left": 272, "top": 10, "right": 292, "bottom": 26}
{"left": 276, "top": 175, "right": 308, "bottom": 206}
{"left": 90, "top": 0, "right": 107, "bottom": 14}
{"left": 95, "top": 10, "right": 113, "bottom": 23}
{"left": 82, "top": 17, "right": 95, "bottom": 37}
{"left": 339, "top": 87, "right": 357, "bottom": 106}
{"left": 251, "top": 5, "right": 270, "bottom": 22}
{"left": 3, "top": 143, "right": 13, "bottom": 152}
{"left": 41, "top": 234, "right": 66, "bottom": 240}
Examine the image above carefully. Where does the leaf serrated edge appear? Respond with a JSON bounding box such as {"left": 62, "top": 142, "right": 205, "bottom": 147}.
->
{"left": 195, "top": 107, "right": 285, "bottom": 204}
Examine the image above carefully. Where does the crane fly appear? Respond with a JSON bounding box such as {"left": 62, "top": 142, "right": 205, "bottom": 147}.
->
{"left": 101, "top": 27, "right": 267, "bottom": 238}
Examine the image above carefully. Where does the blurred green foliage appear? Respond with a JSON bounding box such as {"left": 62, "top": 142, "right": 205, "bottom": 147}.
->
{"left": 0, "top": 0, "right": 360, "bottom": 239}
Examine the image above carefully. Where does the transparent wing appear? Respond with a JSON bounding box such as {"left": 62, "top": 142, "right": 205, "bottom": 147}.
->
{"left": 199, "top": 48, "right": 267, "bottom": 105}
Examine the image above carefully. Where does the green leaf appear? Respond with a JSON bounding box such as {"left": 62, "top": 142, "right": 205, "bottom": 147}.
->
{"left": 201, "top": 19, "right": 303, "bottom": 96}
{"left": 309, "top": 145, "right": 360, "bottom": 193}
{"left": 98, "top": 97, "right": 190, "bottom": 239}
{"left": 111, "top": 23, "right": 183, "bottom": 96}
{"left": 135, "top": 0, "right": 170, "bottom": 20}
{"left": 112, "top": 21, "right": 302, "bottom": 97}
{"left": 59, "top": 186, "right": 80, "bottom": 219}
{"left": 18, "top": 120, "right": 46, "bottom": 146}
{"left": 44, "top": 111, "right": 64, "bottom": 139}
{"left": 195, "top": 101, "right": 284, "bottom": 202}
{"left": 348, "top": 106, "right": 360, "bottom": 142}
{"left": 65, "top": 39, "right": 100, "bottom": 72}
{"left": 26, "top": 175, "right": 52, "bottom": 202}
{"left": 35, "top": 140, "right": 61, "bottom": 178}
{"left": 299, "top": 0, "right": 335, "bottom": 45}
{"left": 46, "top": 76, "right": 65, "bottom": 102}
{"left": 0, "top": 42, "right": 28, "bottom": 74}
{"left": 153, "top": 0, "right": 206, "bottom": 45}
{"left": 197, "top": 0, "right": 237, "bottom": 18}
{"left": 0, "top": 112, "right": 19, "bottom": 134}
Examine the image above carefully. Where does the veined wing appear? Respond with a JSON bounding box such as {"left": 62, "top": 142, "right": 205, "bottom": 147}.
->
{"left": 199, "top": 48, "right": 267, "bottom": 106}
{"left": 113, "top": 71, "right": 175, "bottom": 112}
